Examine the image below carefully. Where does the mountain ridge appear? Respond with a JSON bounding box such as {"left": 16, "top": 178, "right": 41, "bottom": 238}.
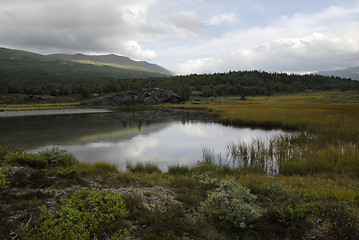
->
{"left": 315, "top": 66, "right": 359, "bottom": 80}
{"left": 0, "top": 47, "right": 173, "bottom": 85}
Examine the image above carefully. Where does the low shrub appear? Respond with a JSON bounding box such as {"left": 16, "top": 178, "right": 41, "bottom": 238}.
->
{"left": 0, "top": 144, "right": 19, "bottom": 165}
{"left": 275, "top": 203, "right": 314, "bottom": 237}
{"left": 54, "top": 168, "right": 80, "bottom": 178}
{"left": 5, "top": 152, "right": 48, "bottom": 169}
{"left": 37, "top": 147, "right": 77, "bottom": 167}
{"left": 0, "top": 172, "right": 9, "bottom": 198}
{"left": 320, "top": 202, "right": 359, "bottom": 240}
{"left": 4, "top": 148, "right": 78, "bottom": 169}
{"left": 0, "top": 146, "right": 8, "bottom": 165}
{"left": 199, "top": 177, "right": 261, "bottom": 231}
{"left": 136, "top": 203, "right": 192, "bottom": 239}
{"left": 13, "top": 188, "right": 128, "bottom": 239}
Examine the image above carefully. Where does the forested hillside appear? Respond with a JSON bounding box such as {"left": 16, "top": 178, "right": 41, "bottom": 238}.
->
{"left": 50, "top": 53, "right": 175, "bottom": 76}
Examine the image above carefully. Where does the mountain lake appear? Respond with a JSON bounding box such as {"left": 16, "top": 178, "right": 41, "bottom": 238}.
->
{"left": 0, "top": 108, "right": 291, "bottom": 172}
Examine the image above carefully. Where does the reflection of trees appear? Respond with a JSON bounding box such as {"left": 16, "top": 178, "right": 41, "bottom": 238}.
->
{"left": 138, "top": 120, "right": 142, "bottom": 131}
{"left": 0, "top": 113, "right": 171, "bottom": 149}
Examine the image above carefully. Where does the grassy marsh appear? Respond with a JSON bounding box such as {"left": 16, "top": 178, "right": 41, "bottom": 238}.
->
{"left": 191, "top": 91, "right": 359, "bottom": 175}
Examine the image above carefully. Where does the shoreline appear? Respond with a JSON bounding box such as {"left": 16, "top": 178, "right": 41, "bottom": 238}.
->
{"left": 0, "top": 108, "right": 113, "bottom": 118}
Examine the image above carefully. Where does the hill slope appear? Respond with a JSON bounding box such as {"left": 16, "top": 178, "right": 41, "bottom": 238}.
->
{"left": 0, "top": 47, "right": 171, "bottom": 85}
{"left": 50, "top": 53, "right": 175, "bottom": 76}
{"left": 315, "top": 66, "right": 359, "bottom": 80}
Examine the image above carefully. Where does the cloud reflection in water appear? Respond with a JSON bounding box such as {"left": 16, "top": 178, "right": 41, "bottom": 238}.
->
{"left": 37, "top": 121, "right": 286, "bottom": 171}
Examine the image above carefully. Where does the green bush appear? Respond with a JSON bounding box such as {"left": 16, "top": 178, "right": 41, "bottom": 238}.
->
{"left": 3, "top": 148, "right": 77, "bottom": 169}
{"left": 14, "top": 188, "right": 128, "bottom": 239}
{"left": 0, "top": 146, "right": 8, "bottom": 165}
{"left": 0, "top": 172, "right": 9, "bottom": 198}
{"left": 37, "top": 148, "right": 77, "bottom": 167}
{"left": 199, "top": 178, "right": 261, "bottom": 230}
{"left": 5, "top": 152, "right": 48, "bottom": 169}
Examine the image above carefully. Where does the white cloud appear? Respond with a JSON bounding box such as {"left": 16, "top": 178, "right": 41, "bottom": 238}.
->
{"left": 172, "top": 2, "right": 359, "bottom": 74}
{"left": 125, "top": 41, "right": 157, "bottom": 60}
{"left": 208, "top": 12, "right": 237, "bottom": 25}
{"left": 174, "top": 32, "right": 359, "bottom": 74}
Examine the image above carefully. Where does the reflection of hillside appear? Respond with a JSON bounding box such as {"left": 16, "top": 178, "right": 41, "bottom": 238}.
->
{"left": 0, "top": 112, "right": 172, "bottom": 149}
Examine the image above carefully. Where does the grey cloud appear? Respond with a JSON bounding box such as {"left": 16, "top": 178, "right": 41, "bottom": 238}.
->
{"left": 0, "top": 0, "right": 163, "bottom": 59}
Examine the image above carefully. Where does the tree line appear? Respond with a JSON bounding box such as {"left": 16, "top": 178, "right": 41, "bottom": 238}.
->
{"left": 1, "top": 70, "right": 358, "bottom": 100}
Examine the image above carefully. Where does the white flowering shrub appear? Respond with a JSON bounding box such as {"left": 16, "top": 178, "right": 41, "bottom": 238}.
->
{"left": 200, "top": 178, "right": 261, "bottom": 230}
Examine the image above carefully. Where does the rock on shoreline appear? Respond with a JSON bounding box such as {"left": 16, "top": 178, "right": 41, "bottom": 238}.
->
{"left": 89, "top": 88, "right": 183, "bottom": 106}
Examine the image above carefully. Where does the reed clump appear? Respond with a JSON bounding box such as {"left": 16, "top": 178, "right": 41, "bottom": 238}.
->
{"left": 168, "top": 164, "right": 190, "bottom": 175}
{"left": 224, "top": 136, "right": 359, "bottom": 176}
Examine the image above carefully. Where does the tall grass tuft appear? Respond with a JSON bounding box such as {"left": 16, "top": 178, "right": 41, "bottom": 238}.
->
{"left": 202, "top": 147, "right": 225, "bottom": 166}
{"left": 126, "top": 162, "right": 162, "bottom": 174}
{"left": 93, "top": 162, "right": 118, "bottom": 173}
{"left": 168, "top": 164, "right": 190, "bottom": 175}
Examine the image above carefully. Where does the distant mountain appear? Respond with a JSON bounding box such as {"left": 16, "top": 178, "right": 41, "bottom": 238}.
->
{"left": 50, "top": 53, "right": 175, "bottom": 76}
{"left": 0, "top": 47, "right": 172, "bottom": 85}
{"left": 315, "top": 66, "right": 359, "bottom": 80}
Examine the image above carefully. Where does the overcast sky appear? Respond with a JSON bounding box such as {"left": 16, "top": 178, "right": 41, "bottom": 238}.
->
{"left": 1, "top": 0, "right": 359, "bottom": 74}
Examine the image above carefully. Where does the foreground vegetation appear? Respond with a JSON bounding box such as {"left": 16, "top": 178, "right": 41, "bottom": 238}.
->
{"left": 1, "top": 91, "right": 359, "bottom": 239}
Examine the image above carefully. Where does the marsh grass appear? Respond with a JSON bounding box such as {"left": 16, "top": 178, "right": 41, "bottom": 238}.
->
{"left": 189, "top": 92, "right": 359, "bottom": 176}
{"left": 223, "top": 133, "right": 359, "bottom": 176}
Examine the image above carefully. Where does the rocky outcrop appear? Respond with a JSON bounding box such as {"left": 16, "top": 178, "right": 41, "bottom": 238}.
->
{"left": 25, "top": 95, "right": 46, "bottom": 103}
{"left": 142, "top": 88, "right": 182, "bottom": 104}
{"left": 89, "top": 88, "right": 183, "bottom": 106}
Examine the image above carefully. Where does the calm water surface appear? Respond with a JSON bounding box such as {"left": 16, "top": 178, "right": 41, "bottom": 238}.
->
{"left": 0, "top": 109, "right": 288, "bottom": 171}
